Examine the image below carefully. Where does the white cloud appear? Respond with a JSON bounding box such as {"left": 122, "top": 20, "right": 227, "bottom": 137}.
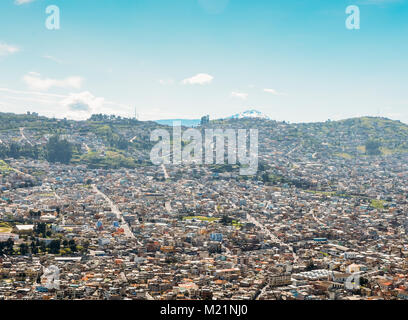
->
{"left": 158, "top": 79, "right": 174, "bottom": 85}
{"left": 230, "top": 91, "right": 248, "bottom": 100}
{"left": 0, "top": 87, "right": 129, "bottom": 120}
{"left": 182, "top": 73, "right": 214, "bottom": 85}
{"left": 61, "top": 91, "right": 103, "bottom": 109}
{"left": 0, "top": 43, "right": 19, "bottom": 56}
{"left": 60, "top": 92, "right": 131, "bottom": 120}
{"left": 263, "top": 88, "right": 287, "bottom": 96}
{"left": 14, "top": 0, "right": 36, "bottom": 5}
{"left": 60, "top": 91, "right": 105, "bottom": 120}
{"left": 23, "top": 72, "right": 84, "bottom": 91}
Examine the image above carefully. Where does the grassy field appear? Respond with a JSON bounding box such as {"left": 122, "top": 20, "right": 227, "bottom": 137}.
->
{"left": 183, "top": 216, "right": 220, "bottom": 222}
{"left": 334, "top": 152, "right": 353, "bottom": 159}
{"left": 0, "top": 222, "right": 12, "bottom": 233}
{"left": 371, "top": 199, "right": 387, "bottom": 210}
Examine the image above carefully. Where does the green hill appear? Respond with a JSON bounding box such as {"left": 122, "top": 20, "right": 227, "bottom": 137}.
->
{"left": 1, "top": 112, "right": 408, "bottom": 169}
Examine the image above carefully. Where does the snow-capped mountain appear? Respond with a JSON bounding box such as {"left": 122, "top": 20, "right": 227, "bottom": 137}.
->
{"left": 226, "top": 109, "right": 271, "bottom": 120}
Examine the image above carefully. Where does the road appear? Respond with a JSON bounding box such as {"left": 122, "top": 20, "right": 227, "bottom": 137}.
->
{"left": 161, "top": 164, "right": 169, "bottom": 179}
{"left": 310, "top": 209, "right": 326, "bottom": 226}
{"left": 19, "top": 127, "right": 33, "bottom": 146}
{"left": 287, "top": 145, "right": 300, "bottom": 156}
{"left": 255, "top": 283, "right": 269, "bottom": 300}
{"left": 92, "top": 184, "right": 136, "bottom": 239}
{"left": 129, "top": 135, "right": 138, "bottom": 143}
{"left": 146, "top": 292, "right": 155, "bottom": 300}
{"left": 246, "top": 212, "right": 298, "bottom": 263}
{"left": 83, "top": 143, "right": 91, "bottom": 153}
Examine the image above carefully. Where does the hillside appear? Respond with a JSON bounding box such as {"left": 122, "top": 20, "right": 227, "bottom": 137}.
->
{"left": 207, "top": 116, "right": 408, "bottom": 159}
{"left": 0, "top": 112, "right": 166, "bottom": 169}
{"left": 1, "top": 112, "right": 407, "bottom": 169}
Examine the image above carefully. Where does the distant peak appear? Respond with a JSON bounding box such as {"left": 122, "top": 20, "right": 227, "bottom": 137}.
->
{"left": 226, "top": 109, "right": 271, "bottom": 120}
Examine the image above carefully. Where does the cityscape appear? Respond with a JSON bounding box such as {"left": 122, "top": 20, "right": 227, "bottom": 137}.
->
{"left": 1, "top": 0, "right": 408, "bottom": 306}
{"left": 0, "top": 113, "right": 408, "bottom": 300}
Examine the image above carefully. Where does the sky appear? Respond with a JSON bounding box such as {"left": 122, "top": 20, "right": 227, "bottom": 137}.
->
{"left": 0, "top": 0, "right": 407, "bottom": 122}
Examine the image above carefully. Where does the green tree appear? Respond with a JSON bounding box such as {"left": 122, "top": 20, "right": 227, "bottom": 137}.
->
{"left": 68, "top": 239, "right": 77, "bottom": 252}
{"left": 30, "top": 241, "right": 39, "bottom": 254}
{"left": 39, "top": 241, "right": 46, "bottom": 253}
{"left": 49, "top": 239, "right": 61, "bottom": 254}
{"left": 221, "top": 215, "right": 232, "bottom": 226}
{"left": 5, "top": 238, "right": 14, "bottom": 255}
{"left": 365, "top": 140, "right": 381, "bottom": 155}
{"left": 35, "top": 222, "right": 46, "bottom": 236}
{"left": 19, "top": 243, "right": 29, "bottom": 255}
{"left": 46, "top": 135, "right": 73, "bottom": 164}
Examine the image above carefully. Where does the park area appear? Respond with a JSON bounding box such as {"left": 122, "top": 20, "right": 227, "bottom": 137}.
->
{"left": 0, "top": 222, "right": 13, "bottom": 234}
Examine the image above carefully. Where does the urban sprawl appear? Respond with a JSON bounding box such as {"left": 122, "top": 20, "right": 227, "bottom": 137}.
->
{"left": 0, "top": 113, "right": 408, "bottom": 300}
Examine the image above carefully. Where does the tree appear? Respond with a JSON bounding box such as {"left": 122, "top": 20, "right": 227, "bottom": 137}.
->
{"left": 305, "top": 261, "right": 316, "bottom": 271}
{"left": 83, "top": 240, "right": 90, "bottom": 252}
{"left": 365, "top": 140, "right": 381, "bottom": 156}
{"left": 30, "top": 241, "right": 39, "bottom": 254}
{"left": 19, "top": 243, "right": 29, "bottom": 255}
{"left": 39, "top": 241, "right": 46, "bottom": 253}
{"left": 46, "top": 135, "right": 73, "bottom": 164}
{"left": 5, "top": 238, "right": 14, "bottom": 255}
{"left": 221, "top": 215, "right": 232, "bottom": 226}
{"left": 69, "top": 239, "right": 77, "bottom": 252}
{"left": 49, "top": 239, "right": 61, "bottom": 254}
{"left": 35, "top": 222, "right": 46, "bottom": 236}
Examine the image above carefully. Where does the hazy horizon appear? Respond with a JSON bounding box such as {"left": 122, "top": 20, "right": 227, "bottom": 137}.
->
{"left": 3, "top": 109, "right": 408, "bottom": 126}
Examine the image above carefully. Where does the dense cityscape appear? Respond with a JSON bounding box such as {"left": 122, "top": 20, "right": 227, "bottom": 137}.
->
{"left": 1, "top": 113, "right": 408, "bottom": 300}
{"left": 1, "top": 0, "right": 407, "bottom": 308}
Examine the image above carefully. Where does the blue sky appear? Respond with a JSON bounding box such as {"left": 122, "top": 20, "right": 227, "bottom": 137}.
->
{"left": 0, "top": 0, "right": 407, "bottom": 122}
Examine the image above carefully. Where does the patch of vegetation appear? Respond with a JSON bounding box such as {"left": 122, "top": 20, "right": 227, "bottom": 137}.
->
{"left": 79, "top": 151, "right": 137, "bottom": 169}
{"left": 0, "top": 160, "right": 14, "bottom": 175}
{"left": 334, "top": 152, "right": 353, "bottom": 159}
{"left": 371, "top": 199, "right": 387, "bottom": 210}
{"left": 46, "top": 135, "right": 75, "bottom": 164}
{"left": 183, "top": 216, "right": 219, "bottom": 222}
{"left": 365, "top": 140, "right": 381, "bottom": 156}
{"left": 0, "top": 222, "right": 13, "bottom": 233}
